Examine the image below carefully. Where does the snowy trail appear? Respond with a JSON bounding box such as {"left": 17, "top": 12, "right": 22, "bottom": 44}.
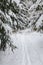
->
{"left": 0, "top": 31, "right": 43, "bottom": 65}
{"left": 21, "top": 35, "right": 31, "bottom": 65}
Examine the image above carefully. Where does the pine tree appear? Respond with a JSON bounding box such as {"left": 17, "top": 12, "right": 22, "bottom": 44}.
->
{"left": 0, "top": 0, "right": 18, "bottom": 51}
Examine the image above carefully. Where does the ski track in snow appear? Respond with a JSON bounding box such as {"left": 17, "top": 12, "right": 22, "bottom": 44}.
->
{"left": 0, "top": 31, "right": 43, "bottom": 65}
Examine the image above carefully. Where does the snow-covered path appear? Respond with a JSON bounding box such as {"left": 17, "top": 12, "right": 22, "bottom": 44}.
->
{"left": 0, "top": 31, "right": 43, "bottom": 65}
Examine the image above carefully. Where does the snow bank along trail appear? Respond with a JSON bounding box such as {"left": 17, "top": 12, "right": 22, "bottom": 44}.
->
{"left": 0, "top": 31, "right": 43, "bottom": 65}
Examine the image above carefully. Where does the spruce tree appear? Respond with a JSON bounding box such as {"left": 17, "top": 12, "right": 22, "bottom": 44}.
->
{"left": 0, "top": 0, "right": 18, "bottom": 51}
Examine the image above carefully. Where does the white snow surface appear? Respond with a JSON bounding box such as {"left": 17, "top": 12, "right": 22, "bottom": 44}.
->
{"left": 12, "top": 0, "right": 20, "bottom": 5}
{"left": 0, "top": 0, "right": 43, "bottom": 64}
{"left": 0, "top": 29, "right": 43, "bottom": 65}
{"left": 36, "top": 14, "right": 43, "bottom": 28}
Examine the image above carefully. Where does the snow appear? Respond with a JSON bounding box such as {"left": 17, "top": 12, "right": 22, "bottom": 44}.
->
{"left": 36, "top": 14, "right": 43, "bottom": 28}
{"left": 0, "top": 0, "right": 43, "bottom": 65}
{"left": 0, "top": 30, "right": 43, "bottom": 65}
{"left": 12, "top": 0, "right": 20, "bottom": 5}
{"left": 8, "top": 10, "right": 17, "bottom": 19}
{"left": 5, "top": 13, "right": 12, "bottom": 24}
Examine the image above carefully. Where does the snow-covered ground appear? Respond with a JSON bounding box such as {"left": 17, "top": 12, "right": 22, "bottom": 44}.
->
{"left": 0, "top": 30, "right": 43, "bottom": 65}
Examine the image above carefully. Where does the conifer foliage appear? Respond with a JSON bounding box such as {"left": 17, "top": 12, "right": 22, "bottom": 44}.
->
{"left": 0, "top": 0, "right": 18, "bottom": 51}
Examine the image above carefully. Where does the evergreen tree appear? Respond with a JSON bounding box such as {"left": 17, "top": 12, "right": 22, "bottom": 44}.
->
{"left": 0, "top": 0, "right": 18, "bottom": 51}
{"left": 0, "top": 0, "right": 43, "bottom": 51}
